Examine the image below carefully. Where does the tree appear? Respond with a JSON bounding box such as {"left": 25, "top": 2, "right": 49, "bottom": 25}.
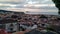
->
{"left": 52, "top": 0, "right": 60, "bottom": 14}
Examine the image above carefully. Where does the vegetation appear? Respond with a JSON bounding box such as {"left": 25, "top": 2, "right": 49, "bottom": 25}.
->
{"left": 52, "top": 0, "right": 60, "bottom": 14}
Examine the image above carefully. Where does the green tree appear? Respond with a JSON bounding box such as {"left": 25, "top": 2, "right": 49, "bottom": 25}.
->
{"left": 52, "top": 0, "right": 60, "bottom": 14}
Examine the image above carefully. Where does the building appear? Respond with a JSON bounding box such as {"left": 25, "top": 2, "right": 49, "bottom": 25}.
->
{"left": 0, "top": 18, "right": 18, "bottom": 33}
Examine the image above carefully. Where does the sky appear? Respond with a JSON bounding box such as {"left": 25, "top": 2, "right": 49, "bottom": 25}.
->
{"left": 0, "top": 0, "right": 55, "bottom": 8}
{"left": 0, "top": 0, "right": 58, "bottom": 13}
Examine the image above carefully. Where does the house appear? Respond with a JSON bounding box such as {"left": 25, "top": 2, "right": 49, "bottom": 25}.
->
{"left": 0, "top": 18, "right": 18, "bottom": 33}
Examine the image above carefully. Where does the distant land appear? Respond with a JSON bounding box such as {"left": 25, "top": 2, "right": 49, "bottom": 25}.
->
{"left": 0, "top": 9, "right": 59, "bottom": 15}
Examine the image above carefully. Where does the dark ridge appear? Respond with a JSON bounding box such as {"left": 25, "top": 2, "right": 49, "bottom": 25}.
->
{"left": 14, "top": 12, "right": 25, "bottom": 14}
{"left": 0, "top": 10, "right": 25, "bottom": 14}
{"left": 40, "top": 15, "right": 47, "bottom": 18}
{"left": 0, "top": 10, "right": 13, "bottom": 12}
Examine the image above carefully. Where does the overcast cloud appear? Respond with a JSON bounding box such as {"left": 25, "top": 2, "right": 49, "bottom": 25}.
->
{"left": 0, "top": 0, "right": 58, "bottom": 13}
{"left": 0, "top": 0, "right": 55, "bottom": 8}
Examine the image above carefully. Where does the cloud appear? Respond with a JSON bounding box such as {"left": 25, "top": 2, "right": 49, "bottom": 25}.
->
{"left": 0, "top": 0, "right": 54, "bottom": 4}
{"left": 0, "top": 0, "right": 57, "bottom": 11}
{"left": 0, "top": 0, "right": 24, "bottom": 2}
